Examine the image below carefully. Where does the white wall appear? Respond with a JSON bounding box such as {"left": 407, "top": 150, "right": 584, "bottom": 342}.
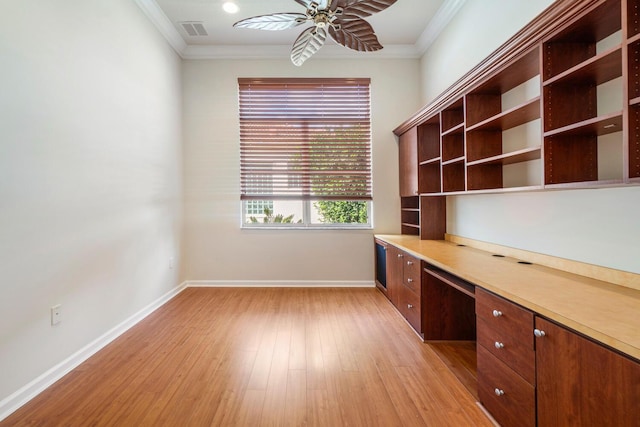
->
{"left": 420, "top": 0, "right": 640, "bottom": 274}
{"left": 182, "top": 58, "right": 421, "bottom": 282}
{"left": 420, "top": 0, "right": 556, "bottom": 102}
{"left": 0, "top": 0, "right": 183, "bottom": 404}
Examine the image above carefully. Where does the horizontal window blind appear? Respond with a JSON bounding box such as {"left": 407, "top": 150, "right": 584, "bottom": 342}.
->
{"left": 239, "top": 78, "right": 372, "bottom": 201}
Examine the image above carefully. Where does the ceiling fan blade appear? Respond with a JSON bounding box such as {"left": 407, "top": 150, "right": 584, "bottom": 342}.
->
{"left": 291, "top": 26, "right": 327, "bottom": 66}
{"left": 329, "top": 18, "right": 382, "bottom": 51}
{"left": 340, "top": 0, "right": 398, "bottom": 19}
{"left": 233, "top": 13, "right": 308, "bottom": 31}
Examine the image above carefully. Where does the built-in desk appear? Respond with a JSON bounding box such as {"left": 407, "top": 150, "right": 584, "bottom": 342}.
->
{"left": 375, "top": 234, "right": 640, "bottom": 427}
{"left": 375, "top": 234, "right": 640, "bottom": 360}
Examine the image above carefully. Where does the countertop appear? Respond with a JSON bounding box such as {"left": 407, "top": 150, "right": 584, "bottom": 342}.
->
{"left": 375, "top": 234, "right": 640, "bottom": 361}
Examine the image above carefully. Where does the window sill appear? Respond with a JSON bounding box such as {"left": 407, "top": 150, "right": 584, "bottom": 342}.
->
{"left": 241, "top": 224, "right": 373, "bottom": 231}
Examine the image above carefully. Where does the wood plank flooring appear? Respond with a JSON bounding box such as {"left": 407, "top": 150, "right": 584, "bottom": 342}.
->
{"left": 1, "top": 287, "right": 494, "bottom": 426}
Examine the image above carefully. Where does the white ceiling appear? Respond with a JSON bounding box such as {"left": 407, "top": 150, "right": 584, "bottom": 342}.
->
{"left": 135, "top": 0, "right": 466, "bottom": 59}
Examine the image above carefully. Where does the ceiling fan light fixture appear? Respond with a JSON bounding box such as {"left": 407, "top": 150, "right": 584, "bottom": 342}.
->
{"left": 233, "top": 0, "right": 397, "bottom": 66}
{"left": 223, "top": 2, "right": 239, "bottom": 14}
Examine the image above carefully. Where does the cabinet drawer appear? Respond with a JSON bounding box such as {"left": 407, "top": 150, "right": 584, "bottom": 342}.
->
{"left": 477, "top": 317, "right": 535, "bottom": 384}
{"left": 403, "top": 254, "right": 421, "bottom": 295}
{"left": 398, "top": 284, "right": 422, "bottom": 333}
{"left": 477, "top": 345, "right": 535, "bottom": 427}
{"left": 476, "top": 288, "right": 533, "bottom": 348}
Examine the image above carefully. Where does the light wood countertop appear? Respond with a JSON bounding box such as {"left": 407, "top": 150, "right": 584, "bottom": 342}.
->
{"left": 375, "top": 234, "right": 640, "bottom": 361}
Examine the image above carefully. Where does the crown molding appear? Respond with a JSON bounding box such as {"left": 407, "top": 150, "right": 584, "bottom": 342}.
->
{"left": 134, "top": 0, "right": 186, "bottom": 54}
{"left": 415, "top": 0, "right": 467, "bottom": 55}
{"left": 135, "top": 0, "right": 462, "bottom": 61}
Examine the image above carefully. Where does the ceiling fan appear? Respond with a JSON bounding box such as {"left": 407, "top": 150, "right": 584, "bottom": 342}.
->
{"left": 233, "top": 0, "right": 398, "bottom": 66}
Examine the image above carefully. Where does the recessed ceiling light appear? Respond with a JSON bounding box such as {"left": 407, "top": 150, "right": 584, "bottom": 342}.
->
{"left": 223, "top": 2, "right": 239, "bottom": 14}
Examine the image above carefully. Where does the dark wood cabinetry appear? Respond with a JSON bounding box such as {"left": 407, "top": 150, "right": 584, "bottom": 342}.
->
{"left": 535, "top": 317, "right": 640, "bottom": 427}
{"left": 375, "top": 236, "right": 640, "bottom": 427}
{"left": 475, "top": 289, "right": 640, "bottom": 427}
{"left": 476, "top": 288, "right": 535, "bottom": 427}
{"left": 379, "top": 245, "right": 423, "bottom": 335}
{"left": 393, "top": 0, "right": 640, "bottom": 237}
{"left": 398, "top": 128, "right": 421, "bottom": 235}
{"left": 399, "top": 127, "right": 418, "bottom": 197}
{"left": 385, "top": 244, "right": 403, "bottom": 308}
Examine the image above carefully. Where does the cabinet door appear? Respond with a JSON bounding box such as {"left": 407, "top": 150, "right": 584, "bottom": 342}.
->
{"left": 535, "top": 317, "right": 640, "bottom": 427}
{"left": 399, "top": 127, "right": 418, "bottom": 197}
{"left": 385, "top": 245, "right": 403, "bottom": 308}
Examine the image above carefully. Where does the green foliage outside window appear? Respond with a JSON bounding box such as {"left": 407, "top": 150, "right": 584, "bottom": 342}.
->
{"left": 249, "top": 207, "right": 301, "bottom": 224}
{"left": 314, "top": 200, "right": 368, "bottom": 224}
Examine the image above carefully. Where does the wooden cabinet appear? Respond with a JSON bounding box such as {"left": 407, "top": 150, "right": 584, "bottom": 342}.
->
{"left": 476, "top": 293, "right": 640, "bottom": 427}
{"left": 399, "top": 128, "right": 418, "bottom": 197}
{"left": 476, "top": 288, "right": 535, "bottom": 427}
{"left": 385, "top": 244, "right": 403, "bottom": 308}
{"left": 375, "top": 236, "right": 640, "bottom": 426}
{"left": 376, "top": 243, "right": 424, "bottom": 336}
{"left": 535, "top": 317, "right": 640, "bottom": 427}
{"left": 397, "top": 252, "right": 422, "bottom": 334}
{"left": 399, "top": 128, "right": 420, "bottom": 235}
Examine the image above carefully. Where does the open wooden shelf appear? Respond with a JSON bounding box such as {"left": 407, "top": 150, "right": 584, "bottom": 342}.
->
{"left": 466, "top": 97, "right": 540, "bottom": 132}
{"left": 466, "top": 146, "right": 542, "bottom": 167}
{"left": 543, "top": 112, "right": 623, "bottom": 138}
{"left": 441, "top": 99, "right": 464, "bottom": 133}
{"left": 420, "top": 157, "right": 441, "bottom": 166}
{"left": 543, "top": 46, "right": 622, "bottom": 87}
{"left": 542, "top": 0, "right": 621, "bottom": 80}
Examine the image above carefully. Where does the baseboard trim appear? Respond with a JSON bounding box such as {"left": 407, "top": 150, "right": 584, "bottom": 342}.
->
{"left": 0, "top": 281, "right": 188, "bottom": 422}
{"left": 186, "top": 280, "right": 376, "bottom": 288}
{"left": 0, "top": 279, "right": 374, "bottom": 421}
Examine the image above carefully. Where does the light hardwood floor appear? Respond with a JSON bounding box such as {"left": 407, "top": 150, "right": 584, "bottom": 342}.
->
{"left": 2, "top": 287, "right": 494, "bottom": 426}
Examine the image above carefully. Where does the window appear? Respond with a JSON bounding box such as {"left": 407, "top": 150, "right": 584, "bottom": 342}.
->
{"left": 239, "top": 78, "right": 372, "bottom": 228}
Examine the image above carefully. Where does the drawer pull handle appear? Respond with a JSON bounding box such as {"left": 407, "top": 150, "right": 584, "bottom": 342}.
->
{"left": 494, "top": 388, "right": 505, "bottom": 397}
{"left": 534, "top": 329, "right": 546, "bottom": 338}
{"left": 398, "top": 254, "right": 404, "bottom": 258}
{"left": 407, "top": 261, "right": 413, "bottom": 265}
{"left": 407, "top": 278, "right": 414, "bottom": 283}
{"left": 492, "top": 310, "right": 502, "bottom": 318}
{"left": 407, "top": 304, "right": 413, "bottom": 309}
{"left": 494, "top": 342, "right": 504, "bottom": 350}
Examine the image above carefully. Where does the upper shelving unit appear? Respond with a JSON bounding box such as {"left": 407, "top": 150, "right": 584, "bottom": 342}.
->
{"left": 542, "top": 0, "right": 623, "bottom": 186}
{"left": 394, "top": 0, "right": 639, "bottom": 204}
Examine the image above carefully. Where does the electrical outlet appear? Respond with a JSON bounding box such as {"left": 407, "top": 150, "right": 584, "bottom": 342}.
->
{"left": 51, "top": 304, "right": 62, "bottom": 326}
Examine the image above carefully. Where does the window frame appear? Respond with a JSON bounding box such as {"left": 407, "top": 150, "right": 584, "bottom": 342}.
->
{"left": 238, "top": 77, "right": 373, "bottom": 230}
{"left": 241, "top": 200, "right": 373, "bottom": 230}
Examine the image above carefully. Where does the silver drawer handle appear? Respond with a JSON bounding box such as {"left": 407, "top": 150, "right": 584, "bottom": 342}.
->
{"left": 494, "top": 388, "right": 505, "bottom": 397}
{"left": 407, "top": 261, "right": 413, "bottom": 265}
{"left": 407, "top": 304, "right": 413, "bottom": 309}
{"left": 494, "top": 342, "right": 504, "bottom": 350}
{"left": 398, "top": 254, "right": 404, "bottom": 258}
{"left": 407, "top": 278, "right": 414, "bottom": 283}
{"left": 534, "top": 329, "right": 546, "bottom": 338}
{"left": 492, "top": 310, "right": 502, "bottom": 318}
